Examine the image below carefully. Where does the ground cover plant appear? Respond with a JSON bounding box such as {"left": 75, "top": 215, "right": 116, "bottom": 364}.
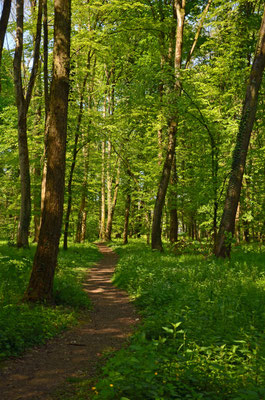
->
{"left": 0, "top": 242, "right": 101, "bottom": 360}
{"left": 91, "top": 240, "right": 265, "bottom": 400}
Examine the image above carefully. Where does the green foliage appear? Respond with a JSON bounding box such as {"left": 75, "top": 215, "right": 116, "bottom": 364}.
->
{"left": 1, "top": 0, "right": 264, "bottom": 250}
{"left": 0, "top": 304, "right": 75, "bottom": 360}
{"left": 0, "top": 242, "right": 101, "bottom": 360}
{"left": 92, "top": 240, "right": 265, "bottom": 399}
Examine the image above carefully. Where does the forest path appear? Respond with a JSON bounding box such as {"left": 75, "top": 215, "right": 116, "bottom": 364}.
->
{"left": 0, "top": 243, "right": 138, "bottom": 400}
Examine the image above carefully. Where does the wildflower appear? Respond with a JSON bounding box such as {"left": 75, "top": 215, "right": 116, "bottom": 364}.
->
{"left": 154, "top": 372, "right": 158, "bottom": 375}
{"left": 110, "top": 384, "right": 114, "bottom": 387}
{"left": 92, "top": 387, "right": 96, "bottom": 391}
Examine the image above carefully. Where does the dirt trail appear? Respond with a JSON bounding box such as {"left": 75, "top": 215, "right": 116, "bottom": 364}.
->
{"left": 0, "top": 243, "right": 138, "bottom": 400}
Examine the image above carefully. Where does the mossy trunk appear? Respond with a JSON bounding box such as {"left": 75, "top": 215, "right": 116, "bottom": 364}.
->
{"left": 215, "top": 7, "right": 265, "bottom": 258}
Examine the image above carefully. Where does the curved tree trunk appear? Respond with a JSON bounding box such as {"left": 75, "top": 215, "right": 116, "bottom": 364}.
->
{"left": 151, "top": 0, "right": 213, "bottom": 251}
{"left": 215, "top": 6, "right": 265, "bottom": 258}
{"left": 151, "top": 0, "right": 185, "bottom": 251}
{"left": 24, "top": 0, "right": 71, "bottom": 302}
{"left": 152, "top": 122, "right": 177, "bottom": 250}
{"left": 0, "top": 0, "right": 12, "bottom": 68}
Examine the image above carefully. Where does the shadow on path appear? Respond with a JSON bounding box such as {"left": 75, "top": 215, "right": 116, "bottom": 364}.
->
{"left": 0, "top": 243, "right": 139, "bottom": 400}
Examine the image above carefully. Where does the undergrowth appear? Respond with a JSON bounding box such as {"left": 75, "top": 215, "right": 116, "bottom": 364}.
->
{"left": 0, "top": 242, "right": 101, "bottom": 360}
{"left": 90, "top": 240, "right": 265, "bottom": 400}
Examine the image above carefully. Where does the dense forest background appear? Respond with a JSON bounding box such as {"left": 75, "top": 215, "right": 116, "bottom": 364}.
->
{"left": 1, "top": 0, "right": 265, "bottom": 262}
{"left": 2, "top": 1, "right": 265, "bottom": 398}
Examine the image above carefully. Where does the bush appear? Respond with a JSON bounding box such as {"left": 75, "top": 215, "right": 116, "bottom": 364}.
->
{"left": 0, "top": 241, "right": 101, "bottom": 360}
{"left": 93, "top": 241, "right": 265, "bottom": 399}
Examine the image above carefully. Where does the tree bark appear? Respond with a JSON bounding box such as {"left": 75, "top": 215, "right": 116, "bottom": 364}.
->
{"left": 169, "top": 156, "right": 178, "bottom": 243}
{"left": 151, "top": 0, "right": 185, "bottom": 251}
{"left": 168, "top": 0, "right": 214, "bottom": 247}
{"left": 0, "top": 0, "right": 11, "bottom": 67}
{"left": 24, "top": 0, "right": 71, "bottom": 302}
{"left": 185, "top": 0, "right": 213, "bottom": 69}
{"left": 106, "top": 139, "right": 112, "bottom": 240}
{"left": 32, "top": 82, "right": 42, "bottom": 243}
{"left": 105, "top": 162, "right": 120, "bottom": 241}
{"left": 145, "top": 211, "right": 151, "bottom": 245}
{"left": 63, "top": 71, "right": 88, "bottom": 250}
{"left": 242, "top": 174, "right": 251, "bottom": 243}
{"left": 182, "top": 88, "right": 219, "bottom": 248}
{"left": 14, "top": 0, "right": 42, "bottom": 248}
{"left": 43, "top": 0, "right": 49, "bottom": 119}
{"left": 123, "top": 193, "right": 131, "bottom": 245}
{"left": 235, "top": 202, "right": 241, "bottom": 244}
{"left": 76, "top": 144, "right": 89, "bottom": 243}
{"left": 99, "top": 140, "right": 106, "bottom": 240}
{"left": 215, "top": 6, "right": 265, "bottom": 258}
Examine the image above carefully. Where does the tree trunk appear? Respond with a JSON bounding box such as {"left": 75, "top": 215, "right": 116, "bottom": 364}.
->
{"left": 215, "top": 7, "right": 265, "bottom": 258}
{"left": 39, "top": 0, "right": 49, "bottom": 217}
{"left": 185, "top": 0, "right": 213, "bottom": 69}
{"left": 32, "top": 86, "right": 42, "bottom": 243}
{"left": 14, "top": 0, "right": 29, "bottom": 248}
{"left": 76, "top": 143, "right": 89, "bottom": 243}
{"left": 43, "top": 0, "right": 49, "bottom": 119}
{"left": 145, "top": 211, "right": 151, "bottom": 245}
{"left": 63, "top": 55, "right": 90, "bottom": 250}
{"left": 242, "top": 169, "right": 252, "bottom": 243}
{"left": 0, "top": 0, "right": 12, "bottom": 67}
{"left": 123, "top": 193, "right": 131, "bottom": 245}
{"left": 169, "top": 156, "right": 178, "bottom": 243}
{"left": 151, "top": 0, "right": 185, "bottom": 251}
{"left": 63, "top": 148, "right": 76, "bottom": 250}
{"left": 99, "top": 140, "right": 106, "bottom": 240}
{"left": 16, "top": 108, "right": 31, "bottom": 247}
{"left": 105, "top": 162, "right": 120, "bottom": 241}
{"left": 14, "top": 0, "right": 42, "bottom": 248}
{"left": 235, "top": 202, "right": 241, "bottom": 244}
{"left": 24, "top": 0, "right": 71, "bottom": 302}
{"left": 106, "top": 139, "right": 112, "bottom": 240}
{"left": 152, "top": 123, "right": 176, "bottom": 250}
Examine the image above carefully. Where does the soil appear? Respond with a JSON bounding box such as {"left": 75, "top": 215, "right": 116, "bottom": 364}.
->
{"left": 0, "top": 243, "right": 139, "bottom": 400}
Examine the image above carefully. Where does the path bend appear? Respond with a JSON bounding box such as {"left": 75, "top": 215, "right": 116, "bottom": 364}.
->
{"left": 0, "top": 243, "right": 138, "bottom": 400}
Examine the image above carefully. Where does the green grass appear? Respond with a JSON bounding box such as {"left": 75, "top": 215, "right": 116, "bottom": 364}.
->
{"left": 0, "top": 241, "right": 101, "bottom": 361}
{"left": 90, "top": 240, "right": 265, "bottom": 400}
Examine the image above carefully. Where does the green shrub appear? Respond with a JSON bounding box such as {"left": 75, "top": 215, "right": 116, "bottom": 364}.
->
{"left": 93, "top": 241, "right": 265, "bottom": 399}
{"left": 0, "top": 241, "right": 101, "bottom": 360}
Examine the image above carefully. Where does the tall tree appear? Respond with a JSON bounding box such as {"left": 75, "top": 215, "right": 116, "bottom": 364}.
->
{"left": 24, "top": 0, "right": 71, "bottom": 302}
{"left": 169, "top": 156, "right": 178, "bottom": 243}
{"left": 0, "top": 0, "right": 11, "bottom": 67}
{"left": 63, "top": 64, "right": 90, "bottom": 250}
{"left": 105, "top": 160, "right": 120, "bottom": 241}
{"left": 151, "top": 0, "right": 185, "bottom": 251}
{"left": 123, "top": 191, "right": 131, "bottom": 245}
{"left": 14, "top": 0, "right": 42, "bottom": 247}
{"left": 168, "top": 0, "right": 213, "bottom": 245}
{"left": 215, "top": 6, "right": 265, "bottom": 258}
{"left": 75, "top": 142, "right": 90, "bottom": 243}
{"left": 99, "top": 140, "right": 106, "bottom": 240}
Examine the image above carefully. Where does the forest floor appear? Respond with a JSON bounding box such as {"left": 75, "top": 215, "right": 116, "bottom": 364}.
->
{"left": 0, "top": 243, "right": 139, "bottom": 400}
